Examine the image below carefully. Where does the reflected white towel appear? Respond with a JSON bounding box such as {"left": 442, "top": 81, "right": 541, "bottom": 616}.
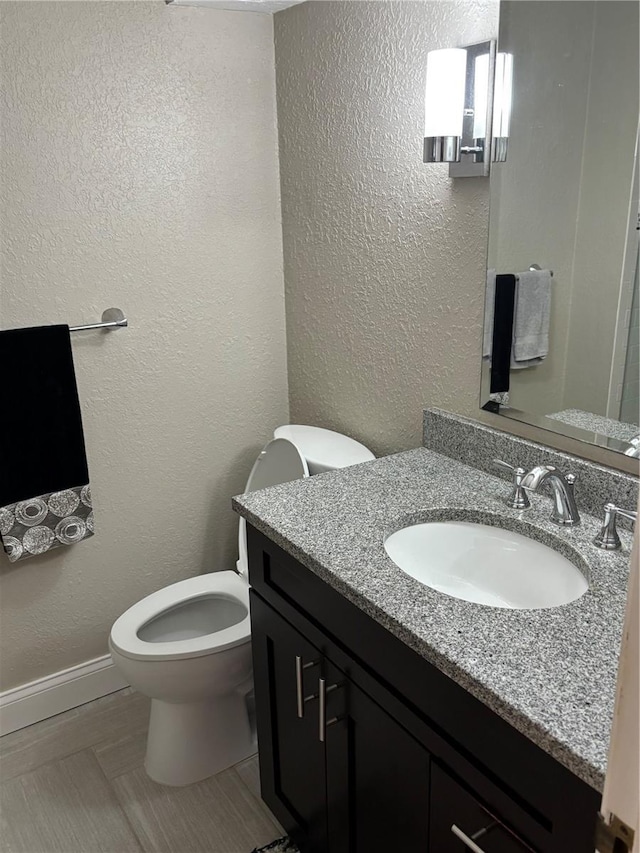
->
{"left": 512, "top": 269, "right": 551, "bottom": 367}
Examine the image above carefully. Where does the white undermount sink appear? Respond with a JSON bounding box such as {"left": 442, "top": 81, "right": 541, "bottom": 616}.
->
{"left": 384, "top": 521, "right": 588, "bottom": 610}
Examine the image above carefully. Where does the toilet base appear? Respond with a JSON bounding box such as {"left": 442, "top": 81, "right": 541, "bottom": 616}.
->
{"left": 144, "top": 692, "right": 255, "bottom": 787}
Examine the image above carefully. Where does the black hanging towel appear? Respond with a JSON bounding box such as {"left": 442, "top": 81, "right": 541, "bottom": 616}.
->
{"left": 0, "top": 325, "right": 93, "bottom": 562}
{"left": 490, "top": 274, "right": 516, "bottom": 394}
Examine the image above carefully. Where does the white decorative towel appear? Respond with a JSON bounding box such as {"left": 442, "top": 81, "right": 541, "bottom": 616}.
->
{"left": 511, "top": 269, "right": 551, "bottom": 368}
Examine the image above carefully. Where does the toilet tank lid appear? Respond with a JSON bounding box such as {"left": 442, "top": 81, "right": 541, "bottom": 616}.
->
{"left": 273, "top": 425, "right": 375, "bottom": 469}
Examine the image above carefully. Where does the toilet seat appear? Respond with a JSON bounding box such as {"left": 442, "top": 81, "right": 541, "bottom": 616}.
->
{"left": 273, "top": 425, "right": 375, "bottom": 472}
{"left": 109, "top": 572, "right": 250, "bottom": 662}
{"left": 111, "top": 439, "right": 308, "bottom": 665}
{"left": 237, "top": 437, "right": 308, "bottom": 577}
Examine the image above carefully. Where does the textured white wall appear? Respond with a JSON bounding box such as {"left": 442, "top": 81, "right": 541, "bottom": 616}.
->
{"left": 0, "top": 1, "right": 288, "bottom": 690}
{"left": 275, "top": 0, "right": 498, "bottom": 454}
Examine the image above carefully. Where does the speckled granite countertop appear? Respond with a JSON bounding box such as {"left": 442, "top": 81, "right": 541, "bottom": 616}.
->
{"left": 547, "top": 409, "right": 639, "bottom": 443}
{"left": 233, "top": 448, "right": 632, "bottom": 792}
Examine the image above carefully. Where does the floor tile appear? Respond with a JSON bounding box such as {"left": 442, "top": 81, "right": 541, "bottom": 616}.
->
{"left": 232, "top": 756, "right": 285, "bottom": 837}
{"left": 0, "top": 749, "right": 143, "bottom": 853}
{"left": 94, "top": 732, "right": 148, "bottom": 781}
{"left": 0, "top": 689, "right": 150, "bottom": 783}
{"left": 234, "top": 754, "right": 261, "bottom": 800}
{"left": 112, "top": 763, "right": 281, "bottom": 853}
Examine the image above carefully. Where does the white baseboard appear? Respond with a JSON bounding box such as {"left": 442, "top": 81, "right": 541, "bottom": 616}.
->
{"left": 0, "top": 654, "right": 129, "bottom": 736}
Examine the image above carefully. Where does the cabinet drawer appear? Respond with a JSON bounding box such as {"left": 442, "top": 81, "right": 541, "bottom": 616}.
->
{"left": 430, "top": 763, "right": 534, "bottom": 852}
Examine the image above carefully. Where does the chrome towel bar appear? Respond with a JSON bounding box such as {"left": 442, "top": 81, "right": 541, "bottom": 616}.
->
{"left": 69, "top": 308, "right": 128, "bottom": 333}
{"left": 514, "top": 264, "right": 554, "bottom": 284}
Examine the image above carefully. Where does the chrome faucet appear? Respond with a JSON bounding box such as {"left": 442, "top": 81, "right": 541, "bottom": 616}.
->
{"left": 593, "top": 503, "right": 637, "bottom": 550}
{"left": 520, "top": 465, "right": 580, "bottom": 526}
{"left": 624, "top": 435, "right": 640, "bottom": 458}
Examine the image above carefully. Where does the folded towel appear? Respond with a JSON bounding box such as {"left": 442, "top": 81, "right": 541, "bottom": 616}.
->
{"left": 482, "top": 269, "right": 496, "bottom": 358}
{"left": 511, "top": 269, "right": 551, "bottom": 365}
{"left": 0, "top": 325, "right": 93, "bottom": 562}
{"left": 489, "top": 274, "right": 516, "bottom": 394}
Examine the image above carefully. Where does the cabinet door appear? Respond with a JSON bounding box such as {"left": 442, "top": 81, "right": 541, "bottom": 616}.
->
{"left": 323, "top": 660, "right": 431, "bottom": 853}
{"left": 430, "top": 764, "right": 534, "bottom": 852}
{"left": 250, "top": 592, "right": 328, "bottom": 853}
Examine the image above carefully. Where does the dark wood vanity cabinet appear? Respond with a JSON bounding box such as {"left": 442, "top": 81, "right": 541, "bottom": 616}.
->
{"left": 247, "top": 525, "right": 601, "bottom": 853}
{"left": 429, "top": 764, "right": 535, "bottom": 852}
{"left": 251, "top": 592, "right": 431, "bottom": 853}
{"left": 251, "top": 593, "right": 328, "bottom": 851}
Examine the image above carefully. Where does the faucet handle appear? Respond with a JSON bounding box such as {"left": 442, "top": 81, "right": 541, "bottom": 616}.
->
{"left": 563, "top": 473, "right": 579, "bottom": 510}
{"left": 593, "top": 502, "right": 638, "bottom": 551}
{"left": 493, "top": 459, "right": 516, "bottom": 474}
{"left": 493, "top": 459, "right": 530, "bottom": 510}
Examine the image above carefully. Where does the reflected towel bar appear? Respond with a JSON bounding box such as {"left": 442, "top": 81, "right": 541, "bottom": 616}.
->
{"left": 514, "top": 265, "right": 554, "bottom": 284}
{"left": 69, "top": 308, "right": 128, "bottom": 333}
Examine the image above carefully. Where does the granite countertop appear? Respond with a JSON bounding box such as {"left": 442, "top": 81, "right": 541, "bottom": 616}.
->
{"left": 233, "top": 447, "right": 632, "bottom": 792}
{"left": 547, "top": 409, "right": 639, "bottom": 443}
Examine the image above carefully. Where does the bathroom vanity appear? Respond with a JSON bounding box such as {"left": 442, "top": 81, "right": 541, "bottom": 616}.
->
{"left": 233, "top": 416, "right": 636, "bottom": 853}
{"left": 247, "top": 526, "right": 600, "bottom": 852}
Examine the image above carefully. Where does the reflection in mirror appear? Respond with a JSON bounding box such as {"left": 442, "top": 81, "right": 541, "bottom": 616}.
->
{"left": 481, "top": 1, "right": 639, "bottom": 458}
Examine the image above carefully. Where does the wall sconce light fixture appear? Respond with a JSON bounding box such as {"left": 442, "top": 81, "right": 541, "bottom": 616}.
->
{"left": 423, "top": 41, "right": 513, "bottom": 177}
{"left": 491, "top": 51, "right": 513, "bottom": 162}
{"left": 423, "top": 48, "right": 467, "bottom": 162}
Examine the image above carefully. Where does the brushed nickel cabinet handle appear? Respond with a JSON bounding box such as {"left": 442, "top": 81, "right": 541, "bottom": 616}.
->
{"left": 451, "top": 824, "right": 488, "bottom": 853}
{"left": 318, "top": 677, "right": 341, "bottom": 742}
{"left": 295, "top": 655, "right": 319, "bottom": 718}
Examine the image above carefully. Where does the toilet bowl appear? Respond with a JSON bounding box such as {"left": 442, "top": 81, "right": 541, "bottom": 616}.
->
{"left": 109, "top": 572, "right": 253, "bottom": 786}
{"left": 109, "top": 426, "right": 374, "bottom": 787}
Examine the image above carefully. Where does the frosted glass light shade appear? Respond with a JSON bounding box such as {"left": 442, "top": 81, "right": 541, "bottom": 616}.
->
{"left": 472, "top": 53, "right": 490, "bottom": 140}
{"left": 424, "top": 49, "right": 467, "bottom": 138}
{"left": 492, "top": 52, "right": 514, "bottom": 138}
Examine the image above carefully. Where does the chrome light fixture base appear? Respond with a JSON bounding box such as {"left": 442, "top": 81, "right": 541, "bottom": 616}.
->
{"left": 423, "top": 135, "right": 461, "bottom": 163}
{"left": 491, "top": 136, "right": 509, "bottom": 162}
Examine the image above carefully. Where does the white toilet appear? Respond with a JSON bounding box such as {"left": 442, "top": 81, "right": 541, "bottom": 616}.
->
{"left": 109, "top": 425, "right": 374, "bottom": 787}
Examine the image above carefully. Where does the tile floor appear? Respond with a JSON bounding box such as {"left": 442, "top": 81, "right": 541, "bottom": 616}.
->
{"left": 0, "top": 689, "right": 282, "bottom": 853}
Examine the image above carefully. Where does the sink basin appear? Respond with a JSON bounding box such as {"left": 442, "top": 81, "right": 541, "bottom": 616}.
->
{"left": 384, "top": 521, "right": 588, "bottom": 609}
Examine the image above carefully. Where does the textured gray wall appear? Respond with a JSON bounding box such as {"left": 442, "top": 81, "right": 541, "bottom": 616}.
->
{"left": 274, "top": 0, "right": 638, "bottom": 474}
{"left": 275, "top": 0, "right": 497, "bottom": 453}
{"left": 0, "top": 1, "right": 288, "bottom": 690}
{"left": 275, "top": 0, "right": 497, "bottom": 455}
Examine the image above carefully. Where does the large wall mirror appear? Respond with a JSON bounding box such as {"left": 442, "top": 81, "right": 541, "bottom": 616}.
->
{"left": 481, "top": 0, "right": 639, "bottom": 458}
